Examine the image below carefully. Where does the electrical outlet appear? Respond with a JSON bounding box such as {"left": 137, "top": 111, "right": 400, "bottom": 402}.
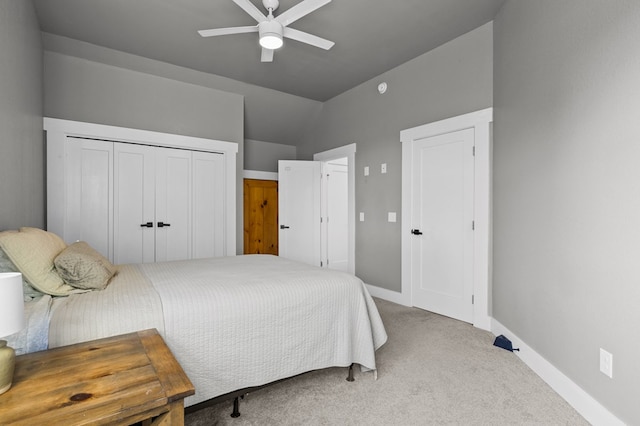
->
{"left": 600, "top": 348, "right": 613, "bottom": 378}
{"left": 381, "top": 163, "right": 387, "bottom": 174}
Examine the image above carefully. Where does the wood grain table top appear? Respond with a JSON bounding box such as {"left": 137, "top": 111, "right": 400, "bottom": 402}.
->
{"left": 0, "top": 329, "right": 194, "bottom": 425}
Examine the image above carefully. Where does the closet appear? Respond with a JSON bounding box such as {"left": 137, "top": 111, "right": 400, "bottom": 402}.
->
{"left": 46, "top": 118, "right": 237, "bottom": 264}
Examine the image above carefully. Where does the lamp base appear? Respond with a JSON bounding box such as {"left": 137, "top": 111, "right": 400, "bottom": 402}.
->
{"left": 0, "top": 340, "right": 16, "bottom": 395}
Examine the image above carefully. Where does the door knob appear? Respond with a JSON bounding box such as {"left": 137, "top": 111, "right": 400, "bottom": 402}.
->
{"left": 280, "top": 225, "right": 290, "bottom": 229}
{"left": 411, "top": 229, "right": 423, "bottom": 235}
{"left": 140, "top": 222, "right": 153, "bottom": 228}
{"left": 158, "top": 222, "right": 171, "bottom": 228}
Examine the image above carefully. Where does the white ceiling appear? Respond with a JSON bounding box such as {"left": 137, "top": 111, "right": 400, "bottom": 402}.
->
{"left": 34, "top": 0, "right": 505, "bottom": 102}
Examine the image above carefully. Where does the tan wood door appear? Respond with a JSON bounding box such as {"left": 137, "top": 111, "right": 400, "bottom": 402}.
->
{"left": 243, "top": 179, "right": 278, "bottom": 255}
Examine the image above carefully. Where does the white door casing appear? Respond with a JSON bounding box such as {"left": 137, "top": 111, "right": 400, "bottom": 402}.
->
{"left": 278, "top": 160, "right": 322, "bottom": 266}
{"left": 401, "top": 108, "right": 492, "bottom": 330}
{"left": 314, "top": 143, "right": 356, "bottom": 274}
{"left": 410, "top": 128, "right": 475, "bottom": 323}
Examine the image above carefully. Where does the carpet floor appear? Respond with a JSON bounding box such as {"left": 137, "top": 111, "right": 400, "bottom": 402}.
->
{"left": 185, "top": 298, "right": 588, "bottom": 425}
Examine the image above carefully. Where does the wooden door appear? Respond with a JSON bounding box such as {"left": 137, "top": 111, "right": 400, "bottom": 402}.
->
{"left": 244, "top": 179, "right": 278, "bottom": 255}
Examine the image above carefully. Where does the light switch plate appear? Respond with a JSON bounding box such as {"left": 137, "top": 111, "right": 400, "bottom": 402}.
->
{"left": 364, "top": 166, "right": 369, "bottom": 176}
{"left": 388, "top": 212, "right": 396, "bottom": 222}
{"left": 359, "top": 212, "right": 365, "bottom": 222}
{"left": 381, "top": 163, "right": 387, "bottom": 174}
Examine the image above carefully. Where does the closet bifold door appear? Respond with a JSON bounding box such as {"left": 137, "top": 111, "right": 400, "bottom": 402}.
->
{"left": 64, "top": 138, "right": 114, "bottom": 261}
{"left": 192, "top": 151, "right": 226, "bottom": 259}
{"left": 113, "top": 143, "right": 156, "bottom": 264}
{"left": 155, "top": 147, "right": 192, "bottom": 262}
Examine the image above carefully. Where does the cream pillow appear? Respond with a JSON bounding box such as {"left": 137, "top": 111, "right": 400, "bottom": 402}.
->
{"left": 0, "top": 227, "right": 79, "bottom": 296}
{"left": 55, "top": 241, "right": 117, "bottom": 290}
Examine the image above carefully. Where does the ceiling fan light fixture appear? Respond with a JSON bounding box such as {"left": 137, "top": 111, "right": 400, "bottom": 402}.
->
{"left": 259, "top": 20, "right": 284, "bottom": 49}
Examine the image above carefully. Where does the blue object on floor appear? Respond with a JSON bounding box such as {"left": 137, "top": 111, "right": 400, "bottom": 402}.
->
{"left": 493, "top": 334, "right": 520, "bottom": 352}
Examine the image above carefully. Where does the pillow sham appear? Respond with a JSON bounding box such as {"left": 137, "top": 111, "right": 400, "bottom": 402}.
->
{"left": 0, "top": 227, "right": 79, "bottom": 296}
{"left": 54, "top": 241, "right": 117, "bottom": 290}
{"left": 0, "top": 246, "right": 45, "bottom": 301}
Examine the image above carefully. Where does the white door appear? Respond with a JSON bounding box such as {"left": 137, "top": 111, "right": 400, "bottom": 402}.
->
{"left": 411, "top": 128, "right": 475, "bottom": 323}
{"left": 325, "top": 159, "right": 349, "bottom": 271}
{"left": 114, "top": 143, "right": 156, "bottom": 264}
{"left": 192, "top": 151, "right": 226, "bottom": 258}
{"left": 278, "top": 160, "right": 321, "bottom": 266}
{"left": 155, "top": 147, "right": 192, "bottom": 262}
{"left": 64, "top": 138, "right": 113, "bottom": 260}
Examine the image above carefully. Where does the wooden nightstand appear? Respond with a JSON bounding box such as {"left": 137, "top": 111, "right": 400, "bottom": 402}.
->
{"left": 0, "top": 329, "right": 194, "bottom": 425}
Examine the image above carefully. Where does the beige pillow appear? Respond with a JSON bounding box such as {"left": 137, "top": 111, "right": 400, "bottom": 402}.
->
{"left": 0, "top": 227, "right": 78, "bottom": 296}
{"left": 54, "top": 241, "right": 117, "bottom": 290}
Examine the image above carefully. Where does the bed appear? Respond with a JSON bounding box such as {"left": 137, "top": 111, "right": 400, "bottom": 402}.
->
{"left": 1, "top": 228, "right": 387, "bottom": 408}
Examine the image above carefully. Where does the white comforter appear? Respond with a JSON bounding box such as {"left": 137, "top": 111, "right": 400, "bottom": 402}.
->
{"left": 47, "top": 255, "right": 387, "bottom": 406}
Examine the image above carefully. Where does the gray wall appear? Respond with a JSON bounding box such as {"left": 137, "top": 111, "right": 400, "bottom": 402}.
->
{"left": 42, "top": 33, "right": 322, "bottom": 147}
{"left": 299, "top": 23, "right": 493, "bottom": 291}
{"left": 0, "top": 0, "right": 44, "bottom": 230}
{"left": 493, "top": 1, "right": 640, "bottom": 423}
{"left": 244, "top": 139, "right": 296, "bottom": 173}
{"left": 43, "top": 50, "right": 246, "bottom": 252}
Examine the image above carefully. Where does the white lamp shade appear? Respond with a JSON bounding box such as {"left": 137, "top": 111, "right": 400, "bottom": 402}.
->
{"left": 0, "top": 273, "right": 25, "bottom": 338}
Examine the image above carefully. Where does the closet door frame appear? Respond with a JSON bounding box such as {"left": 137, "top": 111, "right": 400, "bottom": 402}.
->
{"left": 45, "top": 118, "right": 238, "bottom": 257}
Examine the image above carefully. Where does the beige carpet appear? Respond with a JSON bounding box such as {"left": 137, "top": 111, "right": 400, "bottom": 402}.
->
{"left": 185, "top": 298, "right": 588, "bottom": 425}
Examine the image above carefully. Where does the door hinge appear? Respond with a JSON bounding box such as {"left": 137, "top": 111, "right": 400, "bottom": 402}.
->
{"left": 472, "top": 295, "right": 475, "bottom": 304}
{"left": 472, "top": 221, "right": 475, "bottom": 230}
{"left": 320, "top": 260, "right": 323, "bottom": 267}
{"left": 472, "top": 146, "right": 476, "bottom": 156}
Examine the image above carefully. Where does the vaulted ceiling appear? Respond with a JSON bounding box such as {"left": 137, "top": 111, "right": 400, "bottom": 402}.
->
{"left": 34, "top": 0, "right": 505, "bottom": 102}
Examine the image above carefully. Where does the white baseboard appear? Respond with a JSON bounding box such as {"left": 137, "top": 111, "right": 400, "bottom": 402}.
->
{"left": 365, "top": 283, "right": 410, "bottom": 306}
{"left": 491, "top": 319, "right": 624, "bottom": 426}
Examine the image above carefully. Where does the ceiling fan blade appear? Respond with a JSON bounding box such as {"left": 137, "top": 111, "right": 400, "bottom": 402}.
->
{"left": 276, "top": 0, "right": 331, "bottom": 27}
{"left": 198, "top": 26, "right": 258, "bottom": 37}
{"left": 232, "top": 0, "right": 268, "bottom": 23}
{"left": 261, "top": 48, "right": 274, "bottom": 62}
{"left": 283, "top": 27, "right": 334, "bottom": 50}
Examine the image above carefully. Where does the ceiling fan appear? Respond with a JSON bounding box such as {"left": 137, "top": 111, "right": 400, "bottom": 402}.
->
{"left": 198, "top": 0, "right": 335, "bottom": 62}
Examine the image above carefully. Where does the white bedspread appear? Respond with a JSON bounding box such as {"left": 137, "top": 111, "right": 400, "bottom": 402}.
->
{"left": 48, "top": 255, "right": 387, "bottom": 407}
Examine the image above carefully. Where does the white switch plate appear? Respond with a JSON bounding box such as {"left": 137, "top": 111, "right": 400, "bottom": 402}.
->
{"left": 359, "top": 212, "right": 365, "bottom": 222}
{"left": 388, "top": 212, "right": 396, "bottom": 222}
{"left": 364, "top": 166, "right": 369, "bottom": 176}
{"left": 600, "top": 348, "right": 613, "bottom": 378}
{"left": 381, "top": 163, "right": 387, "bottom": 174}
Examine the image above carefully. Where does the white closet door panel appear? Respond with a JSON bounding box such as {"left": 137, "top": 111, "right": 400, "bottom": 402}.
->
{"left": 114, "top": 144, "right": 156, "bottom": 264}
{"left": 64, "top": 139, "right": 113, "bottom": 259}
{"left": 155, "top": 148, "right": 192, "bottom": 262}
{"left": 192, "top": 151, "right": 226, "bottom": 258}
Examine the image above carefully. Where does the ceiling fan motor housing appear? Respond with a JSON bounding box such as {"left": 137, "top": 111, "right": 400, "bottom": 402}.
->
{"left": 259, "top": 20, "right": 284, "bottom": 49}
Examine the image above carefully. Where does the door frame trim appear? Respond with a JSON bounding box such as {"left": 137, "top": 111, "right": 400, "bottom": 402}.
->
{"left": 400, "top": 108, "right": 492, "bottom": 330}
{"left": 314, "top": 143, "right": 356, "bottom": 275}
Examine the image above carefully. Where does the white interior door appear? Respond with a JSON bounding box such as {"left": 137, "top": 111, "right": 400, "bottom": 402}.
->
{"left": 155, "top": 147, "right": 192, "bottom": 262}
{"left": 411, "top": 128, "right": 475, "bottom": 323}
{"left": 325, "top": 159, "right": 349, "bottom": 271}
{"left": 278, "top": 160, "right": 321, "bottom": 266}
{"left": 114, "top": 143, "right": 155, "bottom": 264}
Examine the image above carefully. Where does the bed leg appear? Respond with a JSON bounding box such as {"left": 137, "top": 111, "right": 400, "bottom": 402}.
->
{"left": 346, "top": 363, "right": 355, "bottom": 382}
{"left": 230, "top": 396, "right": 241, "bottom": 418}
